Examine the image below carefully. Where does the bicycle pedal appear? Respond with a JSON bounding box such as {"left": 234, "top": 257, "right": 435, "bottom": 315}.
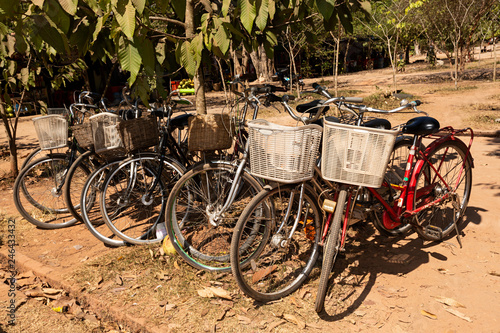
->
{"left": 424, "top": 225, "right": 443, "bottom": 239}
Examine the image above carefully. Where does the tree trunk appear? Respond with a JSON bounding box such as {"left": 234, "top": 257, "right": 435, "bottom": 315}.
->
{"left": 387, "top": 36, "right": 398, "bottom": 93}
{"left": 0, "top": 90, "right": 19, "bottom": 177}
{"left": 186, "top": 0, "right": 207, "bottom": 114}
{"left": 330, "top": 28, "right": 341, "bottom": 97}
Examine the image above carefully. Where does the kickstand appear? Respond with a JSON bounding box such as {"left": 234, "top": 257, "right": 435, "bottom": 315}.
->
{"left": 453, "top": 222, "right": 463, "bottom": 248}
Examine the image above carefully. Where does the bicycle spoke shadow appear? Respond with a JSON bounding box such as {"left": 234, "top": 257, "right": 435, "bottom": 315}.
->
{"left": 314, "top": 222, "right": 449, "bottom": 321}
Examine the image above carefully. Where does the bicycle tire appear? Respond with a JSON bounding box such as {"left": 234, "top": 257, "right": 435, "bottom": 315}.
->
{"left": 21, "top": 148, "right": 43, "bottom": 170}
{"left": 413, "top": 139, "right": 472, "bottom": 241}
{"left": 230, "top": 183, "right": 321, "bottom": 302}
{"left": 165, "top": 161, "right": 263, "bottom": 272}
{"left": 80, "top": 160, "right": 127, "bottom": 247}
{"left": 13, "top": 154, "right": 77, "bottom": 229}
{"left": 315, "top": 189, "right": 347, "bottom": 313}
{"left": 63, "top": 150, "right": 95, "bottom": 222}
{"left": 100, "top": 154, "right": 185, "bottom": 245}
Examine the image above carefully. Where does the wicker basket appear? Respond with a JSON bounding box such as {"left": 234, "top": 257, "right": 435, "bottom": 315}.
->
{"left": 321, "top": 120, "right": 398, "bottom": 188}
{"left": 89, "top": 113, "right": 125, "bottom": 155}
{"left": 71, "top": 123, "right": 94, "bottom": 149}
{"left": 117, "top": 116, "right": 160, "bottom": 153}
{"left": 187, "top": 113, "right": 233, "bottom": 151}
{"left": 32, "top": 115, "right": 69, "bottom": 150}
{"left": 248, "top": 119, "right": 323, "bottom": 183}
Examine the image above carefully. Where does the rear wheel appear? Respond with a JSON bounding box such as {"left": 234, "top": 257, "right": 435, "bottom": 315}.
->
{"left": 413, "top": 140, "right": 472, "bottom": 241}
{"left": 372, "top": 137, "right": 417, "bottom": 237}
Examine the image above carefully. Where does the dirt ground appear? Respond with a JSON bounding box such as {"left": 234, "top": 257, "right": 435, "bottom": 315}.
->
{"left": 0, "top": 51, "right": 499, "bottom": 333}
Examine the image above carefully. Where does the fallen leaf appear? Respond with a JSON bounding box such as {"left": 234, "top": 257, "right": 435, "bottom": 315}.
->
{"left": 289, "top": 296, "right": 302, "bottom": 308}
{"left": 252, "top": 265, "right": 277, "bottom": 284}
{"left": 306, "top": 321, "right": 323, "bottom": 329}
{"left": 208, "top": 287, "right": 232, "bottom": 300}
{"left": 283, "top": 314, "right": 306, "bottom": 329}
{"left": 174, "top": 261, "right": 180, "bottom": 270}
{"left": 164, "top": 304, "right": 176, "bottom": 311}
{"left": 42, "top": 288, "right": 63, "bottom": 295}
{"left": 115, "top": 276, "right": 123, "bottom": 286}
{"left": 238, "top": 315, "right": 252, "bottom": 324}
{"left": 421, "top": 309, "right": 437, "bottom": 320}
{"left": 200, "top": 308, "right": 209, "bottom": 317}
{"left": 433, "top": 296, "right": 465, "bottom": 308}
{"left": 197, "top": 288, "right": 214, "bottom": 298}
{"left": 18, "top": 271, "right": 34, "bottom": 279}
{"left": 443, "top": 306, "right": 472, "bottom": 322}
{"left": 267, "top": 320, "right": 286, "bottom": 331}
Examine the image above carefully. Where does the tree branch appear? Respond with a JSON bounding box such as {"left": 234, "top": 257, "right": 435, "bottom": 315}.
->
{"left": 149, "top": 16, "right": 186, "bottom": 29}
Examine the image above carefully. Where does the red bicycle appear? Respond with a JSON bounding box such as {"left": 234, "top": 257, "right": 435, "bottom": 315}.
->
{"left": 315, "top": 105, "right": 474, "bottom": 312}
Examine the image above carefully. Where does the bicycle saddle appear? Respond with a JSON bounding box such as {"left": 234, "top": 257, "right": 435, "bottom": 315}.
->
{"left": 363, "top": 118, "right": 392, "bottom": 129}
{"left": 296, "top": 100, "right": 330, "bottom": 114}
{"left": 170, "top": 113, "right": 194, "bottom": 130}
{"left": 402, "top": 116, "right": 440, "bottom": 135}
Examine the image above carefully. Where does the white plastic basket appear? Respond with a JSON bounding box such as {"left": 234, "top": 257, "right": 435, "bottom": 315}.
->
{"left": 32, "top": 115, "right": 68, "bottom": 150}
{"left": 89, "top": 113, "right": 124, "bottom": 154}
{"left": 248, "top": 119, "right": 322, "bottom": 183}
{"left": 321, "top": 119, "right": 398, "bottom": 188}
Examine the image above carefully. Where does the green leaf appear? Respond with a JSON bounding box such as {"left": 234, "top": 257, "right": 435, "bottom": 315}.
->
{"left": 69, "top": 17, "right": 91, "bottom": 55}
{"left": 171, "top": 0, "right": 185, "bottom": 21}
{"left": 222, "top": 0, "right": 230, "bottom": 16}
{"left": 113, "top": 0, "right": 136, "bottom": 40}
{"left": 214, "top": 25, "right": 230, "bottom": 55}
{"left": 176, "top": 41, "right": 194, "bottom": 77}
{"left": 32, "top": 14, "right": 70, "bottom": 54}
{"left": 155, "top": 39, "right": 166, "bottom": 65}
{"left": 131, "top": 0, "right": 145, "bottom": 14}
{"left": 239, "top": 0, "right": 256, "bottom": 34}
{"left": 255, "top": 0, "right": 269, "bottom": 31}
{"left": 118, "top": 36, "right": 142, "bottom": 84}
{"left": 265, "top": 30, "right": 277, "bottom": 45}
{"left": 315, "top": 0, "right": 335, "bottom": 21}
{"left": 338, "top": 3, "right": 353, "bottom": 34}
{"left": 136, "top": 35, "right": 155, "bottom": 76}
{"left": 58, "top": 0, "right": 77, "bottom": 15}
{"left": 6, "top": 34, "right": 15, "bottom": 57}
{"left": 20, "top": 67, "right": 29, "bottom": 86}
{"left": 268, "top": 0, "right": 275, "bottom": 20}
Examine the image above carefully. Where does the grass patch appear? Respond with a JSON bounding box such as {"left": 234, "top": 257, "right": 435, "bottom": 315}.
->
{"left": 427, "top": 85, "right": 478, "bottom": 94}
{"left": 362, "top": 92, "right": 406, "bottom": 110}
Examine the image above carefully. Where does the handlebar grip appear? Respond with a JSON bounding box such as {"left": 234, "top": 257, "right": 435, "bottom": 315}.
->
{"left": 343, "top": 97, "right": 363, "bottom": 103}
{"left": 312, "top": 83, "right": 320, "bottom": 89}
{"left": 283, "top": 95, "right": 295, "bottom": 102}
{"left": 411, "top": 100, "right": 422, "bottom": 106}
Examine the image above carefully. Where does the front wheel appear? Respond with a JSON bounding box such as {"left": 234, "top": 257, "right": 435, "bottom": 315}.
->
{"left": 412, "top": 139, "right": 472, "bottom": 241}
{"left": 13, "top": 154, "right": 77, "bottom": 229}
{"left": 100, "top": 154, "right": 185, "bottom": 245}
{"left": 165, "top": 161, "right": 263, "bottom": 272}
{"left": 315, "top": 190, "right": 347, "bottom": 313}
{"left": 230, "top": 183, "right": 321, "bottom": 302}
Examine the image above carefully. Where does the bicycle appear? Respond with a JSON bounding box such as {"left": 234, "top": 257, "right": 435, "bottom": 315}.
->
{"left": 93, "top": 92, "right": 196, "bottom": 246}
{"left": 314, "top": 111, "right": 473, "bottom": 312}
{"left": 12, "top": 91, "right": 104, "bottom": 229}
{"left": 229, "top": 96, "right": 449, "bottom": 304}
